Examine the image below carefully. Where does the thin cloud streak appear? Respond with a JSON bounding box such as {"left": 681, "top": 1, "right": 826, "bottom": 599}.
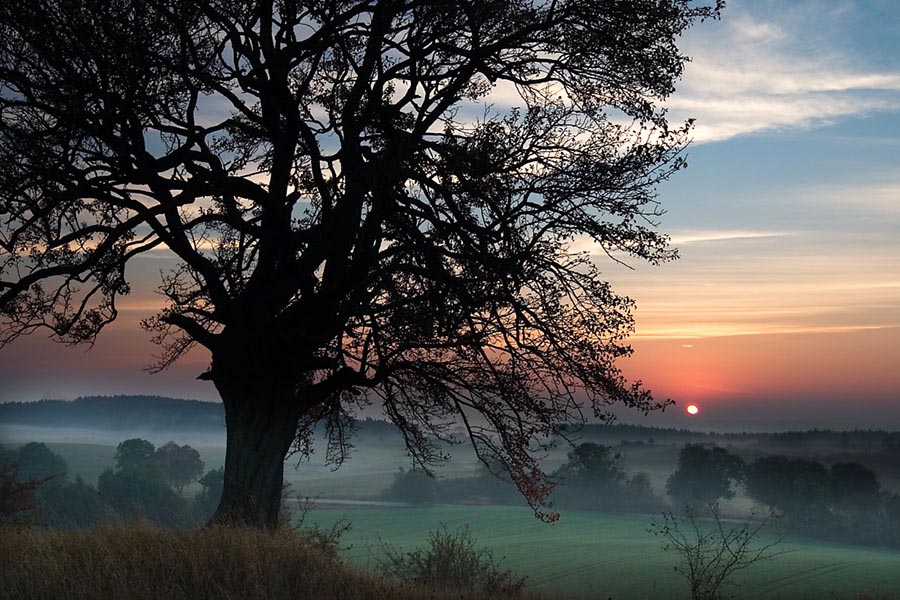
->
{"left": 570, "top": 229, "right": 792, "bottom": 255}
{"left": 669, "top": 230, "right": 793, "bottom": 244}
{"left": 632, "top": 323, "right": 897, "bottom": 341}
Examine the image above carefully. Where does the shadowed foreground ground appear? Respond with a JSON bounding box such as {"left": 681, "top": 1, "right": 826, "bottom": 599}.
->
{"left": 0, "top": 524, "right": 530, "bottom": 600}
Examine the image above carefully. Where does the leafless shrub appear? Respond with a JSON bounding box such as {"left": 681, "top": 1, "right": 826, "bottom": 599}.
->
{"left": 650, "top": 503, "right": 791, "bottom": 600}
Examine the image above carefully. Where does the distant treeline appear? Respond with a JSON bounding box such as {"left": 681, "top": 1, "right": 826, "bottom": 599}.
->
{"left": 0, "top": 396, "right": 403, "bottom": 438}
{"left": 565, "top": 423, "right": 900, "bottom": 448}
{"left": 3, "top": 396, "right": 899, "bottom": 449}
{"left": 0, "top": 396, "right": 226, "bottom": 432}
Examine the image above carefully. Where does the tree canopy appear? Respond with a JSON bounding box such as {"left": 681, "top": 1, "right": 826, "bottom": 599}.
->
{"left": 115, "top": 439, "right": 157, "bottom": 471}
{"left": 665, "top": 444, "right": 744, "bottom": 507}
{"left": 557, "top": 442, "right": 625, "bottom": 486}
{"left": 10, "top": 442, "right": 69, "bottom": 485}
{"left": 154, "top": 441, "right": 205, "bottom": 492}
{"left": 0, "top": 0, "right": 721, "bottom": 527}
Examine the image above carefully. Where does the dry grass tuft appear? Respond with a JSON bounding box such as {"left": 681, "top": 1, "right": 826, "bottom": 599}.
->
{"left": 0, "top": 523, "right": 525, "bottom": 600}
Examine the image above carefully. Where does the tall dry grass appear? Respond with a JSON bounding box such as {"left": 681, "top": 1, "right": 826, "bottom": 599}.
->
{"left": 0, "top": 523, "right": 526, "bottom": 600}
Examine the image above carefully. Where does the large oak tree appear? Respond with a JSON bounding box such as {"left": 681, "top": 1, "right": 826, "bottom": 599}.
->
{"left": 1, "top": 0, "right": 720, "bottom": 528}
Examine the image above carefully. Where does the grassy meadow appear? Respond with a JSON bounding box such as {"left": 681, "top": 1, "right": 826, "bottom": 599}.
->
{"left": 0, "top": 523, "right": 522, "bottom": 600}
{"left": 299, "top": 505, "right": 900, "bottom": 600}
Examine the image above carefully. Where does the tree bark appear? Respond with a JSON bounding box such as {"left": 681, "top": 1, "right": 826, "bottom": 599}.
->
{"left": 209, "top": 375, "right": 302, "bottom": 530}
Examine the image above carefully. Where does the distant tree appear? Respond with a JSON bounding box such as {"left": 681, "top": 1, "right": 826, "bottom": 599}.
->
{"left": 666, "top": 444, "right": 744, "bottom": 507}
{"left": 552, "top": 442, "right": 660, "bottom": 512}
{"left": 13, "top": 442, "right": 68, "bottom": 487}
{"left": 428, "top": 457, "right": 519, "bottom": 506}
{"left": 384, "top": 466, "right": 436, "bottom": 506}
{"left": 42, "top": 476, "right": 109, "bottom": 529}
{"left": 98, "top": 466, "right": 187, "bottom": 527}
{"left": 627, "top": 471, "right": 663, "bottom": 510}
{"left": 192, "top": 467, "right": 225, "bottom": 524}
{"left": 557, "top": 443, "right": 626, "bottom": 486}
{"left": 475, "top": 456, "right": 513, "bottom": 483}
{"left": 830, "top": 462, "right": 881, "bottom": 503}
{"left": 0, "top": 0, "right": 722, "bottom": 529}
{"left": 0, "top": 462, "right": 45, "bottom": 524}
{"left": 745, "top": 456, "right": 831, "bottom": 530}
{"left": 153, "top": 442, "right": 204, "bottom": 493}
{"left": 628, "top": 471, "right": 653, "bottom": 495}
{"left": 114, "top": 439, "right": 156, "bottom": 472}
{"left": 825, "top": 462, "right": 888, "bottom": 543}
{"left": 0, "top": 444, "right": 15, "bottom": 466}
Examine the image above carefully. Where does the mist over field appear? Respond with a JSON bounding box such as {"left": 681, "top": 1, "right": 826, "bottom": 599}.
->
{"left": 3, "top": 395, "right": 900, "bottom": 599}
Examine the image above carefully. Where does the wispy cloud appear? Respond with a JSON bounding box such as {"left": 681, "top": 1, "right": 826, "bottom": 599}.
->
{"left": 670, "top": 2, "right": 900, "bottom": 143}
{"left": 801, "top": 178, "right": 900, "bottom": 214}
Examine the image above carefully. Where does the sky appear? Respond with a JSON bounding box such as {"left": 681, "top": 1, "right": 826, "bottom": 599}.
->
{"left": 1, "top": 0, "right": 898, "bottom": 431}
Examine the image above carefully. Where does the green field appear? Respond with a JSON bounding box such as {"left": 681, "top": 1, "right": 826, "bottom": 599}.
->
{"left": 300, "top": 505, "right": 900, "bottom": 600}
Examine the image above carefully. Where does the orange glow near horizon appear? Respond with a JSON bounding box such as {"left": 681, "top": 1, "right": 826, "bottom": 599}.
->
{"left": 622, "top": 327, "right": 900, "bottom": 406}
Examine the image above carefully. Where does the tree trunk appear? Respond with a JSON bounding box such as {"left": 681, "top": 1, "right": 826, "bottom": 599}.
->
{"left": 210, "top": 376, "right": 302, "bottom": 530}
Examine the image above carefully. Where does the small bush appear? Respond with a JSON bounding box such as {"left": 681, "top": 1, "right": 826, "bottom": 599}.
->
{"left": 381, "top": 524, "right": 526, "bottom": 598}
{"left": 286, "top": 493, "right": 353, "bottom": 559}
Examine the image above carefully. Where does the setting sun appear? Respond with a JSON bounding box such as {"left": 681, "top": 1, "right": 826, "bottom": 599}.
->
{"left": 686, "top": 404, "right": 700, "bottom": 415}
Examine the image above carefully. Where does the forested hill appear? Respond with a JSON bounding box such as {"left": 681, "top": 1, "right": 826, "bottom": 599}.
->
{"left": 0, "top": 395, "right": 225, "bottom": 432}
{"left": 0, "top": 396, "right": 399, "bottom": 438}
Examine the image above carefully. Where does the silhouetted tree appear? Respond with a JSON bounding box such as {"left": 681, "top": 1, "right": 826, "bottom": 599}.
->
{"left": 666, "top": 444, "right": 745, "bottom": 507}
{"left": 744, "top": 456, "right": 831, "bottom": 531}
{"left": 9, "top": 442, "right": 68, "bottom": 489}
{"left": 552, "top": 442, "right": 662, "bottom": 512}
{"left": 626, "top": 471, "right": 662, "bottom": 512}
{"left": 154, "top": 442, "right": 205, "bottom": 492}
{"left": 557, "top": 442, "right": 626, "bottom": 486}
{"left": 0, "top": 0, "right": 720, "bottom": 528}
{"left": 0, "top": 462, "right": 45, "bottom": 524}
{"left": 98, "top": 466, "right": 188, "bottom": 527}
{"left": 42, "top": 476, "right": 109, "bottom": 529}
{"left": 115, "top": 439, "right": 156, "bottom": 472}
{"left": 384, "top": 466, "right": 436, "bottom": 506}
{"left": 830, "top": 462, "right": 881, "bottom": 503}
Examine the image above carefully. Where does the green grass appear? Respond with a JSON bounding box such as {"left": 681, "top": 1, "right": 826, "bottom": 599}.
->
{"left": 300, "top": 505, "right": 900, "bottom": 600}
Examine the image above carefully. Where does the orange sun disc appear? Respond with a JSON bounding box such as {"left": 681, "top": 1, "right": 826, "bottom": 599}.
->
{"left": 686, "top": 404, "right": 700, "bottom": 415}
